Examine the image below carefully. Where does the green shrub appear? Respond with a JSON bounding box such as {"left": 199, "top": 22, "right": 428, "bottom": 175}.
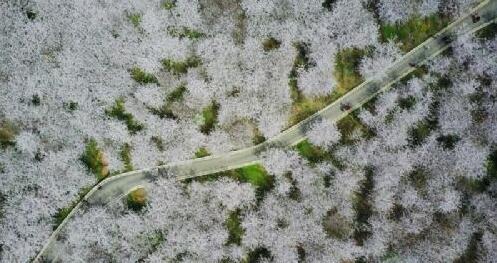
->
{"left": 130, "top": 67, "right": 159, "bottom": 84}
{"left": 242, "top": 247, "right": 272, "bottom": 263}
{"left": 128, "top": 13, "right": 142, "bottom": 27}
{"left": 106, "top": 98, "right": 144, "bottom": 134}
{"left": 225, "top": 210, "right": 244, "bottom": 245}
{"left": 81, "top": 139, "right": 109, "bottom": 179}
{"left": 194, "top": 147, "right": 210, "bottom": 158}
{"left": 436, "top": 134, "right": 460, "bottom": 150}
{"left": 120, "top": 143, "right": 133, "bottom": 172}
{"left": 397, "top": 95, "right": 416, "bottom": 110}
{"left": 295, "top": 140, "right": 345, "bottom": 168}
{"left": 162, "top": 0, "right": 176, "bottom": 10}
{"left": 31, "top": 94, "right": 41, "bottom": 106}
{"left": 262, "top": 37, "right": 281, "bottom": 51}
{"left": 200, "top": 101, "right": 219, "bottom": 134}
{"left": 26, "top": 10, "right": 37, "bottom": 20}
{"left": 162, "top": 56, "right": 201, "bottom": 75}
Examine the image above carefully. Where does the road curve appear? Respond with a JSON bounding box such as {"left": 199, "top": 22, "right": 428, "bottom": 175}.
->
{"left": 34, "top": 1, "right": 497, "bottom": 261}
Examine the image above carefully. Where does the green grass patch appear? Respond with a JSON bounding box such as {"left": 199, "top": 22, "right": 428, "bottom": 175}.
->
{"left": 200, "top": 101, "right": 219, "bottom": 134}
{"left": 53, "top": 186, "right": 92, "bottom": 229}
{"left": 397, "top": 95, "right": 416, "bottom": 110}
{"left": 380, "top": 14, "right": 450, "bottom": 52}
{"left": 194, "top": 147, "right": 210, "bottom": 158}
{"left": 408, "top": 167, "right": 429, "bottom": 194}
{"left": 128, "top": 13, "right": 142, "bottom": 28}
{"left": 334, "top": 48, "right": 365, "bottom": 94}
{"left": 225, "top": 209, "right": 244, "bottom": 245}
{"left": 120, "top": 143, "right": 133, "bottom": 172}
{"left": 106, "top": 98, "right": 145, "bottom": 134}
{"left": 130, "top": 67, "right": 159, "bottom": 85}
{"left": 168, "top": 26, "right": 205, "bottom": 40}
{"left": 262, "top": 37, "right": 281, "bottom": 52}
{"left": 148, "top": 85, "right": 187, "bottom": 119}
{"left": 476, "top": 22, "right": 497, "bottom": 41}
{"left": 162, "top": 0, "right": 176, "bottom": 10}
{"left": 127, "top": 187, "right": 147, "bottom": 211}
{"left": 0, "top": 120, "right": 18, "bottom": 148}
{"left": 186, "top": 164, "right": 274, "bottom": 203}
{"left": 436, "top": 134, "right": 460, "bottom": 150}
{"left": 81, "top": 139, "right": 109, "bottom": 180}
{"left": 162, "top": 56, "right": 201, "bottom": 75}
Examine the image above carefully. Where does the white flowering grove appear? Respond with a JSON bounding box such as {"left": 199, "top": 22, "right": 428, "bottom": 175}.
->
{"left": 1, "top": 0, "right": 496, "bottom": 262}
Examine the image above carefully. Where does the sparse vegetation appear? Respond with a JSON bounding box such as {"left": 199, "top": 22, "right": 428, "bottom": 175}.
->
{"left": 106, "top": 98, "right": 145, "bottom": 134}
{"left": 168, "top": 26, "right": 205, "bottom": 40}
{"left": 151, "top": 136, "right": 165, "bottom": 152}
{"left": 127, "top": 187, "right": 147, "bottom": 211}
{"left": 130, "top": 67, "right": 159, "bottom": 84}
{"left": 80, "top": 139, "right": 109, "bottom": 180}
{"left": 242, "top": 247, "right": 273, "bottom": 263}
{"left": 162, "top": 56, "right": 202, "bottom": 75}
{"left": 336, "top": 111, "right": 375, "bottom": 145}
{"left": 295, "top": 139, "right": 344, "bottom": 169}
{"left": 322, "top": 208, "right": 352, "bottom": 240}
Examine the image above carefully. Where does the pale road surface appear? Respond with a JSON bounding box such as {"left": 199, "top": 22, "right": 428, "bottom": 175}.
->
{"left": 34, "top": 0, "right": 497, "bottom": 261}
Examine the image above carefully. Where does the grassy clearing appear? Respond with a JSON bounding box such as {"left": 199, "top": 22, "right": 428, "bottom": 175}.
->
{"left": 352, "top": 167, "right": 374, "bottom": 246}
{"left": 380, "top": 14, "right": 450, "bottom": 52}
{"left": 225, "top": 209, "right": 244, "bottom": 245}
{"left": 106, "top": 98, "right": 144, "bottom": 134}
{"left": 127, "top": 187, "right": 147, "bottom": 211}
{"left": 162, "top": 56, "right": 201, "bottom": 75}
{"left": 186, "top": 164, "right": 274, "bottom": 203}
{"left": 200, "top": 101, "right": 220, "bottom": 134}
{"left": 476, "top": 22, "right": 497, "bottom": 41}
{"left": 262, "top": 37, "right": 281, "bottom": 52}
{"left": 168, "top": 26, "right": 205, "bottom": 40}
{"left": 0, "top": 120, "right": 18, "bottom": 148}
{"left": 194, "top": 147, "right": 210, "bottom": 158}
{"left": 53, "top": 186, "right": 92, "bottom": 229}
{"left": 120, "top": 143, "right": 133, "bottom": 172}
{"left": 130, "top": 67, "right": 159, "bottom": 85}
{"left": 81, "top": 139, "right": 109, "bottom": 180}
{"left": 128, "top": 13, "right": 142, "bottom": 28}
